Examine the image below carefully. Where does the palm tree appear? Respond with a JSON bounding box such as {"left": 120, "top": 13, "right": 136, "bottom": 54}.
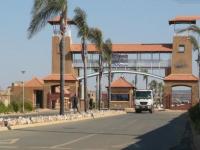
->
{"left": 27, "top": 0, "right": 68, "bottom": 115}
{"left": 93, "top": 68, "right": 99, "bottom": 109}
{"left": 158, "top": 82, "right": 164, "bottom": 105}
{"left": 88, "top": 28, "right": 103, "bottom": 110}
{"left": 141, "top": 68, "right": 148, "bottom": 89}
{"left": 73, "top": 7, "right": 89, "bottom": 112}
{"left": 149, "top": 80, "right": 157, "bottom": 96}
{"left": 103, "top": 39, "right": 112, "bottom": 109}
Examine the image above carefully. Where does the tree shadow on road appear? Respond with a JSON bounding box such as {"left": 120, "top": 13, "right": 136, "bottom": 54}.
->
{"left": 122, "top": 113, "right": 194, "bottom": 150}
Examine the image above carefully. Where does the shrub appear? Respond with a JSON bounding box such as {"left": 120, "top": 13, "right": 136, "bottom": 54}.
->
{"left": 0, "top": 102, "right": 7, "bottom": 113}
{"left": 189, "top": 103, "right": 200, "bottom": 133}
{"left": 6, "top": 104, "right": 14, "bottom": 113}
{"left": 10, "top": 100, "right": 20, "bottom": 112}
{"left": 24, "top": 101, "right": 33, "bottom": 111}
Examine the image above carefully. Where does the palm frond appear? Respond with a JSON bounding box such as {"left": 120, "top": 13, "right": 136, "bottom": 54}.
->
{"left": 88, "top": 28, "right": 103, "bottom": 50}
{"left": 103, "top": 39, "right": 112, "bottom": 62}
{"left": 73, "top": 7, "right": 89, "bottom": 38}
{"left": 177, "top": 25, "right": 200, "bottom": 35}
{"left": 189, "top": 35, "right": 200, "bottom": 51}
{"left": 140, "top": 68, "right": 148, "bottom": 80}
{"left": 28, "top": 0, "right": 67, "bottom": 39}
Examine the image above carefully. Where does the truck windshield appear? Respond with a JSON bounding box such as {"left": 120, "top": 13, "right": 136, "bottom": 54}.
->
{"left": 136, "top": 91, "right": 151, "bottom": 99}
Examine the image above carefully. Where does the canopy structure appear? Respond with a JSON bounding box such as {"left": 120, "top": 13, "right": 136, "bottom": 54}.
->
{"left": 169, "top": 16, "right": 200, "bottom": 25}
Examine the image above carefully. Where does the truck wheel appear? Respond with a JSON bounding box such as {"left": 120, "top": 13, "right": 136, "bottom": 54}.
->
{"left": 135, "top": 109, "right": 140, "bottom": 113}
{"left": 149, "top": 108, "right": 153, "bottom": 113}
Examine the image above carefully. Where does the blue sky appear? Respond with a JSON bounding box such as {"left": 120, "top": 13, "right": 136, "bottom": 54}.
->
{"left": 0, "top": 0, "right": 200, "bottom": 89}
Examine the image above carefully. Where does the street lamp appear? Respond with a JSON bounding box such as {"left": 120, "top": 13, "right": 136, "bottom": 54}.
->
{"left": 21, "top": 70, "right": 26, "bottom": 113}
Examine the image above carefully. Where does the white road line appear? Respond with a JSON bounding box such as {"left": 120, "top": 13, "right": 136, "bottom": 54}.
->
{"left": 50, "top": 134, "right": 95, "bottom": 149}
{"left": 0, "top": 146, "right": 17, "bottom": 149}
{"left": 111, "top": 140, "right": 140, "bottom": 149}
{"left": 29, "top": 146, "right": 72, "bottom": 150}
{"left": 10, "top": 138, "right": 19, "bottom": 144}
{"left": 0, "top": 138, "right": 19, "bottom": 144}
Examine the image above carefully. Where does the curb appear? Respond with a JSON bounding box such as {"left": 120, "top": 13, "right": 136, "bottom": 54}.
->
{"left": 0, "top": 112, "right": 126, "bottom": 131}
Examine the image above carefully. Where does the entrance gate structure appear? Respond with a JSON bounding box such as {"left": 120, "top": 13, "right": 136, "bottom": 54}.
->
{"left": 164, "top": 16, "right": 200, "bottom": 109}
{"left": 44, "top": 16, "right": 199, "bottom": 110}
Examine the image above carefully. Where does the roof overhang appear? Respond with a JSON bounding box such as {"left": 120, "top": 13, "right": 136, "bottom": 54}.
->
{"left": 164, "top": 74, "right": 199, "bottom": 81}
{"left": 70, "top": 44, "right": 172, "bottom": 53}
{"left": 169, "top": 16, "right": 200, "bottom": 25}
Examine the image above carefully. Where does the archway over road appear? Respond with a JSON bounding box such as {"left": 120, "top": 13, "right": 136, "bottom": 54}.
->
{"left": 77, "top": 70, "right": 164, "bottom": 81}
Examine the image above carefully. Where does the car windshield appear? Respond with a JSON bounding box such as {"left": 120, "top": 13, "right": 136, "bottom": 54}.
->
{"left": 136, "top": 91, "right": 151, "bottom": 99}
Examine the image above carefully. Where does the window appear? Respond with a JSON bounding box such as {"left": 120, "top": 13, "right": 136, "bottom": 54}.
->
{"left": 135, "top": 91, "right": 152, "bottom": 99}
{"left": 178, "top": 45, "right": 185, "bottom": 53}
{"left": 111, "top": 94, "right": 129, "bottom": 101}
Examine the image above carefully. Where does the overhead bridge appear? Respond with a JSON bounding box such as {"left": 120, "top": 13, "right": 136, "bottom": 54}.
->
{"left": 77, "top": 70, "right": 164, "bottom": 81}
{"left": 73, "top": 59, "right": 171, "bottom": 69}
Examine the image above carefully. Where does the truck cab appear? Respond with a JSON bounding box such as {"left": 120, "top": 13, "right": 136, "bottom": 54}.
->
{"left": 135, "top": 90, "right": 154, "bottom": 113}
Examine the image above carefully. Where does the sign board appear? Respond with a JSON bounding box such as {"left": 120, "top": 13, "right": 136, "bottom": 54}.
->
{"left": 112, "top": 54, "right": 128, "bottom": 67}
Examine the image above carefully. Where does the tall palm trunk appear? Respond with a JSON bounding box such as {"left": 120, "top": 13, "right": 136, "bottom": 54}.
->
{"left": 98, "top": 54, "right": 102, "bottom": 110}
{"left": 59, "top": 13, "right": 66, "bottom": 115}
{"left": 135, "top": 74, "right": 137, "bottom": 88}
{"left": 108, "top": 62, "right": 111, "bottom": 109}
{"left": 96, "top": 75, "right": 99, "bottom": 109}
{"left": 82, "top": 37, "right": 88, "bottom": 112}
{"left": 146, "top": 78, "right": 148, "bottom": 89}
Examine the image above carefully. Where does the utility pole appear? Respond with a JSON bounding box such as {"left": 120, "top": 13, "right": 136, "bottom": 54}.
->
{"left": 21, "top": 70, "right": 26, "bottom": 113}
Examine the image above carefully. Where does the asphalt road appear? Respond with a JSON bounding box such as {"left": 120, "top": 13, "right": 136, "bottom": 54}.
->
{"left": 0, "top": 111, "right": 193, "bottom": 150}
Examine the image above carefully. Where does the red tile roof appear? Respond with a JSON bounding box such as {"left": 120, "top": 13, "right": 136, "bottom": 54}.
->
{"left": 24, "top": 77, "right": 44, "bottom": 88}
{"left": 169, "top": 16, "right": 200, "bottom": 25}
{"left": 109, "top": 77, "right": 134, "bottom": 88}
{"left": 70, "top": 44, "right": 172, "bottom": 53}
{"left": 43, "top": 74, "right": 77, "bottom": 81}
{"left": 164, "top": 74, "right": 198, "bottom": 81}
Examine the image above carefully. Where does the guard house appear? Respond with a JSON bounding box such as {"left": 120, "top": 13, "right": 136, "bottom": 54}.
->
{"left": 10, "top": 77, "right": 44, "bottom": 108}
{"left": 164, "top": 16, "right": 200, "bottom": 110}
{"left": 107, "top": 77, "right": 135, "bottom": 110}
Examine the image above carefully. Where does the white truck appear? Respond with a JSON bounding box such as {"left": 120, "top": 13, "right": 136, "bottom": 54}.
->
{"left": 135, "top": 90, "right": 154, "bottom": 113}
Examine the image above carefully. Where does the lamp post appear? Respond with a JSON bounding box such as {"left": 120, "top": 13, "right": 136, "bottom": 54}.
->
{"left": 21, "top": 70, "right": 26, "bottom": 113}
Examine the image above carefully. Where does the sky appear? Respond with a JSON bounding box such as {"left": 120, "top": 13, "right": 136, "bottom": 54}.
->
{"left": 0, "top": 0, "right": 200, "bottom": 90}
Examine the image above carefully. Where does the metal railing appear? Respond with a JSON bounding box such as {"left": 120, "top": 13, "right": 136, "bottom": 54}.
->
{"left": 73, "top": 59, "right": 171, "bottom": 68}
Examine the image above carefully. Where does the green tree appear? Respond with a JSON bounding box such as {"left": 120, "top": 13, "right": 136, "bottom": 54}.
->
{"left": 149, "top": 80, "right": 158, "bottom": 96}
{"left": 157, "top": 82, "right": 164, "bottom": 105}
{"left": 88, "top": 28, "right": 103, "bottom": 110}
{"left": 93, "top": 68, "right": 99, "bottom": 109}
{"left": 103, "top": 39, "right": 112, "bottom": 109}
{"left": 141, "top": 68, "right": 148, "bottom": 89}
{"left": 73, "top": 7, "right": 89, "bottom": 112}
{"left": 27, "top": 0, "right": 68, "bottom": 115}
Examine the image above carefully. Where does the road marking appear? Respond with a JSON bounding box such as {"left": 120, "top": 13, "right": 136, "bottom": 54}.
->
{"left": 50, "top": 134, "right": 95, "bottom": 149}
{"left": 29, "top": 146, "right": 72, "bottom": 150}
{"left": 111, "top": 140, "right": 140, "bottom": 149}
{"left": 0, "top": 146, "right": 17, "bottom": 149}
{"left": 0, "top": 138, "right": 19, "bottom": 144}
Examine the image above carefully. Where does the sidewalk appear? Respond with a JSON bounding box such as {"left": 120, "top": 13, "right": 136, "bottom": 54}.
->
{"left": 0, "top": 110, "right": 126, "bottom": 132}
